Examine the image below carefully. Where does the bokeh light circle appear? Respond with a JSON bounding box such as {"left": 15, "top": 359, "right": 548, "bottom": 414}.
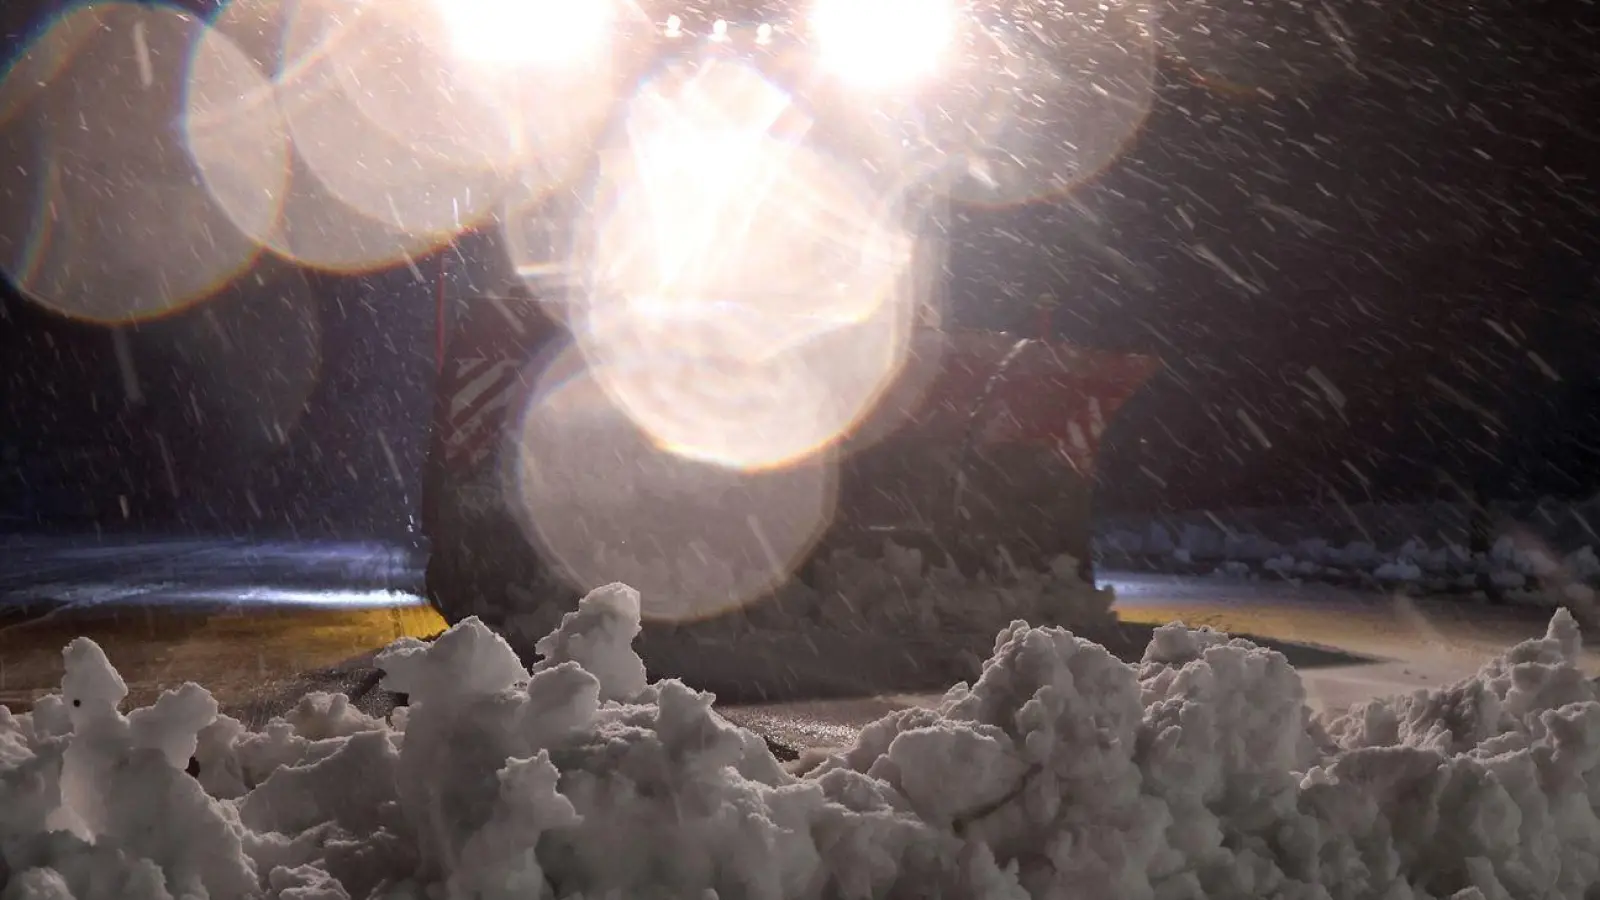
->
{"left": 938, "top": 0, "right": 1158, "bottom": 206}
{"left": 184, "top": 9, "right": 291, "bottom": 264}
{"left": 197, "top": 0, "right": 461, "bottom": 273}
{"left": 0, "top": 1, "right": 266, "bottom": 322}
{"left": 512, "top": 344, "right": 840, "bottom": 622}
{"left": 559, "top": 60, "right": 925, "bottom": 471}
{"left": 0, "top": 5, "right": 106, "bottom": 130}
{"left": 276, "top": 0, "right": 508, "bottom": 237}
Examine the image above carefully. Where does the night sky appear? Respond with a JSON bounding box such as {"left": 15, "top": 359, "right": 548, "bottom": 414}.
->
{"left": 2, "top": 0, "right": 1598, "bottom": 534}
{"left": 952, "top": 0, "right": 1600, "bottom": 511}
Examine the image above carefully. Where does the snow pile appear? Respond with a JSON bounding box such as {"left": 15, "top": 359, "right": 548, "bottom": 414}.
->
{"left": 774, "top": 545, "right": 1115, "bottom": 634}
{"left": 7, "top": 584, "right": 1600, "bottom": 898}
{"left": 1100, "top": 518, "right": 1600, "bottom": 605}
{"left": 495, "top": 543, "right": 1115, "bottom": 649}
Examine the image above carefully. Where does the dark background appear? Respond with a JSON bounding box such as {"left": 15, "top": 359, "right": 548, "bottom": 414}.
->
{"left": 2, "top": 0, "right": 1598, "bottom": 534}
{"left": 1, "top": 260, "right": 440, "bottom": 537}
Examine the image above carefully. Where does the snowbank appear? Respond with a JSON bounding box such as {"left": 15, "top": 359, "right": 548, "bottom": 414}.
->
{"left": 754, "top": 546, "right": 1115, "bottom": 636}
{"left": 6, "top": 582, "right": 1600, "bottom": 899}
{"left": 491, "top": 544, "right": 1117, "bottom": 653}
{"left": 1099, "top": 513, "right": 1600, "bottom": 610}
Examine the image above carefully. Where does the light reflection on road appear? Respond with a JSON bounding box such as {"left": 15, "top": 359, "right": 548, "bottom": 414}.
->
{"left": 0, "top": 535, "right": 423, "bottom": 612}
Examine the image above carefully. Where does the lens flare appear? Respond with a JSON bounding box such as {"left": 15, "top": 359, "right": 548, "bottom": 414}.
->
{"left": 199, "top": 0, "right": 452, "bottom": 273}
{"left": 810, "top": 0, "right": 957, "bottom": 90}
{"left": 813, "top": 0, "right": 1158, "bottom": 208}
{"left": 557, "top": 61, "right": 925, "bottom": 471}
{"left": 196, "top": 0, "right": 612, "bottom": 273}
{"left": 0, "top": 5, "right": 106, "bottom": 129}
{"left": 185, "top": 12, "right": 291, "bottom": 261}
{"left": 936, "top": 3, "right": 1158, "bottom": 207}
{"left": 435, "top": 0, "right": 613, "bottom": 68}
{"left": 0, "top": 2, "right": 264, "bottom": 322}
{"left": 276, "top": 0, "right": 505, "bottom": 246}
{"left": 511, "top": 344, "right": 839, "bottom": 622}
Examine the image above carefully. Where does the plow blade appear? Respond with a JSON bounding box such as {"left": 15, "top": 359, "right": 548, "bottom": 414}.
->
{"left": 827, "top": 330, "right": 1161, "bottom": 578}
{"left": 422, "top": 303, "right": 1159, "bottom": 682}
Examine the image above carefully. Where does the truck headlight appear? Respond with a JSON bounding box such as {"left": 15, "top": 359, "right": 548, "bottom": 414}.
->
{"left": 437, "top": 0, "right": 613, "bottom": 68}
{"left": 809, "top": 0, "right": 958, "bottom": 90}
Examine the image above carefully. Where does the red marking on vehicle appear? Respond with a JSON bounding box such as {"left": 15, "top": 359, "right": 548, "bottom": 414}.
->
{"left": 441, "top": 358, "right": 526, "bottom": 466}
{"left": 450, "top": 357, "right": 493, "bottom": 393}
{"left": 447, "top": 407, "right": 513, "bottom": 466}
{"left": 449, "top": 366, "right": 520, "bottom": 431}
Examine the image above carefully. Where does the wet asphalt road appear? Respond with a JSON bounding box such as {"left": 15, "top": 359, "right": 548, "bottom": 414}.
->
{"left": 2, "top": 534, "right": 1594, "bottom": 752}
{"left": 0, "top": 534, "right": 435, "bottom": 722}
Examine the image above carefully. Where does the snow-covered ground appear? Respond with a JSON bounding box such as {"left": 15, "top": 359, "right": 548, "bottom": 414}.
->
{"left": 1097, "top": 495, "right": 1600, "bottom": 614}
{"left": 7, "top": 580, "right": 1600, "bottom": 899}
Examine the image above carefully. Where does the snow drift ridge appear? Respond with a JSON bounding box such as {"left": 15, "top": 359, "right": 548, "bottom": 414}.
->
{"left": 3, "top": 581, "right": 1600, "bottom": 899}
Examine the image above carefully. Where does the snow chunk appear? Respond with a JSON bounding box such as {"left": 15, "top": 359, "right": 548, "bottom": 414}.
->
{"left": 376, "top": 613, "right": 525, "bottom": 702}
{"left": 60, "top": 638, "right": 127, "bottom": 710}
{"left": 127, "top": 683, "right": 218, "bottom": 770}
{"left": 533, "top": 581, "right": 648, "bottom": 701}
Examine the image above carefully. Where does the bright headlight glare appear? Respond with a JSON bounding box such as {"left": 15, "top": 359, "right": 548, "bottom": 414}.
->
{"left": 438, "top": 0, "right": 613, "bottom": 67}
{"left": 810, "top": 0, "right": 957, "bottom": 89}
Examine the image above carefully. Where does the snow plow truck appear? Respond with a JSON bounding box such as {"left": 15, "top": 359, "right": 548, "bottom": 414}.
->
{"left": 418, "top": 3, "right": 1161, "bottom": 667}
